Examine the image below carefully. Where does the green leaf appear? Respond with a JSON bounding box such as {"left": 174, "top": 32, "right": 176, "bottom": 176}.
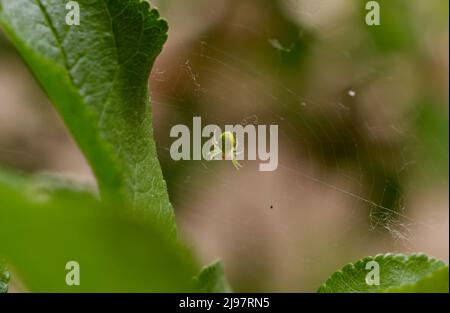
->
{"left": 26, "top": 171, "right": 98, "bottom": 200}
{"left": 0, "top": 0, "right": 175, "bottom": 232}
{"left": 0, "top": 167, "right": 98, "bottom": 204}
{"left": 0, "top": 179, "right": 198, "bottom": 292}
{"left": 318, "top": 253, "right": 449, "bottom": 293}
{"left": 195, "top": 260, "right": 232, "bottom": 293}
{"left": 0, "top": 260, "right": 9, "bottom": 293}
{"left": 385, "top": 266, "right": 449, "bottom": 293}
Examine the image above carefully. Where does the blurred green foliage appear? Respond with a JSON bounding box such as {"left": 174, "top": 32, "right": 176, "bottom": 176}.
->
{"left": 0, "top": 170, "right": 198, "bottom": 292}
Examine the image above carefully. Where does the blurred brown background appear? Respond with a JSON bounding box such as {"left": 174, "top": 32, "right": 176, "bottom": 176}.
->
{"left": 0, "top": 0, "right": 448, "bottom": 292}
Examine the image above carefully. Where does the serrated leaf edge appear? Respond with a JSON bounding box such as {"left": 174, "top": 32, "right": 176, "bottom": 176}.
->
{"left": 317, "top": 253, "right": 447, "bottom": 293}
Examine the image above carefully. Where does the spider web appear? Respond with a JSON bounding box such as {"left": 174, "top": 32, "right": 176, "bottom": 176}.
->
{"left": 152, "top": 0, "right": 448, "bottom": 291}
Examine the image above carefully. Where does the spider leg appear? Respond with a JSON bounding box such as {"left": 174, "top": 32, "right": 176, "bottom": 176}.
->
{"left": 209, "top": 149, "right": 222, "bottom": 160}
{"left": 231, "top": 158, "right": 243, "bottom": 170}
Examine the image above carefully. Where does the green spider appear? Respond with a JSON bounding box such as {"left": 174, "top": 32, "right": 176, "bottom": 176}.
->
{"left": 209, "top": 130, "right": 243, "bottom": 170}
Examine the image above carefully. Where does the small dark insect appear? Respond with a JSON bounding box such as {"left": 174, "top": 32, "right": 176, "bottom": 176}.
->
{"left": 270, "top": 205, "right": 273, "bottom": 209}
